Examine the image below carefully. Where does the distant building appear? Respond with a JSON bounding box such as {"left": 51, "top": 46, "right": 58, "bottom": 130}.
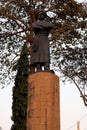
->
{"left": 77, "top": 121, "right": 80, "bottom": 130}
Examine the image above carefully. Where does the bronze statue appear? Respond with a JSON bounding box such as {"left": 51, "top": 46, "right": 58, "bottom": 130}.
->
{"left": 31, "top": 11, "right": 53, "bottom": 72}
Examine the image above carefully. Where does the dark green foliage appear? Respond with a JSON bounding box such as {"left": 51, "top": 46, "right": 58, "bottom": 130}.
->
{"left": 11, "top": 43, "right": 29, "bottom": 130}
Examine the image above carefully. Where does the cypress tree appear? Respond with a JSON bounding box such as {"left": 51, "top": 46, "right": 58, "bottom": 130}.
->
{"left": 11, "top": 43, "right": 29, "bottom": 130}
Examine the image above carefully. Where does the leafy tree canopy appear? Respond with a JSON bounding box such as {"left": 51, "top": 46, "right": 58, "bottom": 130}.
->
{"left": 0, "top": 0, "right": 87, "bottom": 105}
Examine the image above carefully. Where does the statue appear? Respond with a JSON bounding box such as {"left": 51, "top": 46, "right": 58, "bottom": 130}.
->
{"left": 31, "top": 11, "right": 53, "bottom": 72}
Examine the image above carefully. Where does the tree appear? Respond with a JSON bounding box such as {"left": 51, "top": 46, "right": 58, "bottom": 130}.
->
{"left": 0, "top": 0, "right": 87, "bottom": 105}
{"left": 11, "top": 43, "right": 29, "bottom": 130}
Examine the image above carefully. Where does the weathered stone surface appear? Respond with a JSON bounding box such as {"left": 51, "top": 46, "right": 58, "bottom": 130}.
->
{"left": 27, "top": 72, "right": 60, "bottom": 130}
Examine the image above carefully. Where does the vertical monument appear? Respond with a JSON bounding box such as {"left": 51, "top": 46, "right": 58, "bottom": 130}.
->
{"left": 27, "top": 72, "right": 60, "bottom": 130}
{"left": 27, "top": 11, "right": 60, "bottom": 130}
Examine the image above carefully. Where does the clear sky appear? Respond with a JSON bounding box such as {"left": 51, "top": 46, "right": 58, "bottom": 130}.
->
{"left": 76, "top": 0, "right": 86, "bottom": 2}
{"left": 0, "top": 78, "right": 87, "bottom": 130}
{"left": 0, "top": 0, "right": 87, "bottom": 130}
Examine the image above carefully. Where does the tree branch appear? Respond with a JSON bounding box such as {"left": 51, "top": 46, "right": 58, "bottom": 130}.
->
{"left": 0, "top": 29, "right": 29, "bottom": 37}
{"left": 0, "top": 13, "right": 30, "bottom": 30}
{"left": 58, "top": 64, "right": 87, "bottom": 106}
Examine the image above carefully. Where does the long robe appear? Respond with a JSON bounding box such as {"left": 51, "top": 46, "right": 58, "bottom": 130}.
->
{"left": 31, "top": 20, "right": 53, "bottom": 66}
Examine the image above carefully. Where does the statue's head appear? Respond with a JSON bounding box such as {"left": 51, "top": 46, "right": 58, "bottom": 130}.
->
{"left": 37, "top": 11, "right": 47, "bottom": 20}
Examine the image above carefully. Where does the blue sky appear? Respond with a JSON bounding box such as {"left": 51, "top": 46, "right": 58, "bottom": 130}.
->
{"left": 0, "top": 0, "right": 87, "bottom": 130}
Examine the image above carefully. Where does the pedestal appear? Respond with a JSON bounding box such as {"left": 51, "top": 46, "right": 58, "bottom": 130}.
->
{"left": 27, "top": 72, "right": 60, "bottom": 130}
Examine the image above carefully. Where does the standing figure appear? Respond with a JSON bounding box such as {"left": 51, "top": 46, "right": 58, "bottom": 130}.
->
{"left": 31, "top": 11, "right": 53, "bottom": 72}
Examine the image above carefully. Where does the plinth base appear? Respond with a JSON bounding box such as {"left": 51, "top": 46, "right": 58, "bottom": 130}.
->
{"left": 27, "top": 72, "right": 60, "bottom": 130}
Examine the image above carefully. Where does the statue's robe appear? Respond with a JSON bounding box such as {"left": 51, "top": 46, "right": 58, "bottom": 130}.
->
{"left": 31, "top": 20, "right": 53, "bottom": 66}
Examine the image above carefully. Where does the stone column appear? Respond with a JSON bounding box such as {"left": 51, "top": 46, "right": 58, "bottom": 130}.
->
{"left": 27, "top": 72, "right": 60, "bottom": 130}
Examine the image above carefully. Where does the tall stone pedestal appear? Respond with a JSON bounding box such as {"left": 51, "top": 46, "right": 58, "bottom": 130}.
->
{"left": 27, "top": 72, "right": 60, "bottom": 130}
